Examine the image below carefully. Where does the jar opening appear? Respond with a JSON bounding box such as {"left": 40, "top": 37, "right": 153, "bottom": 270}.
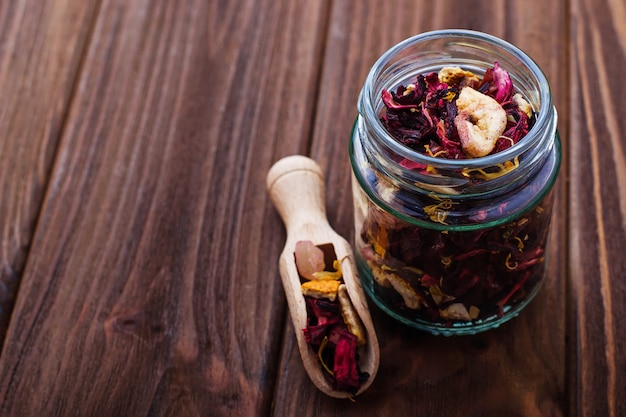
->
{"left": 359, "top": 29, "right": 555, "bottom": 171}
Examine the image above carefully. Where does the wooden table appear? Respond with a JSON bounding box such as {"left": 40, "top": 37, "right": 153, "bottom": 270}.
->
{"left": 1, "top": 0, "right": 624, "bottom": 415}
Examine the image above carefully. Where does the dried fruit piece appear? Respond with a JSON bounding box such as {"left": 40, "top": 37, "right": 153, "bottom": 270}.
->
{"left": 454, "top": 87, "right": 507, "bottom": 157}
{"left": 337, "top": 284, "right": 366, "bottom": 346}
{"left": 439, "top": 303, "right": 472, "bottom": 321}
{"left": 469, "top": 305, "right": 480, "bottom": 319}
{"left": 512, "top": 93, "right": 533, "bottom": 118}
{"left": 366, "top": 260, "right": 392, "bottom": 287}
{"left": 295, "top": 240, "right": 325, "bottom": 279}
{"left": 301, "top": 279, "right": 341, "bottom": 301}
{"left": 438, "top": 66, "right": 480, "bottom": 88}
{"left": 312, "top": 260, "right": 342, "bottom": 280}
{"left": 429, "top": 284, "right": 455, "bottom": 306}
{"left": 386, "top": 273, "right": 425, "bottom": 310}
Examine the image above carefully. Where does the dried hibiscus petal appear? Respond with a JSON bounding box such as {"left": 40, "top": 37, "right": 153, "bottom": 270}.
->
{"left": 305, "top": 296, "right": 341, "bottom": 326}
{"left": 304, "top": 322, "right": 337, "bottom": 347}
{"left": 477, "top": 61, "right": 513, "bottom": 103}
{"left": 331, "top": 329, "right": 360, "bottom": 392}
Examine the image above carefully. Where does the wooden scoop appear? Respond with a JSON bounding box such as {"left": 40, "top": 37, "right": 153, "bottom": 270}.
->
{"left": 266, "top": 155, "right": 379, "bottom": 398}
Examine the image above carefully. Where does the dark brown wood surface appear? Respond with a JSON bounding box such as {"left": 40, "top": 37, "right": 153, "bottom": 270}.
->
{"left": 0, "top": 0, "right": 623, "bottom": 416}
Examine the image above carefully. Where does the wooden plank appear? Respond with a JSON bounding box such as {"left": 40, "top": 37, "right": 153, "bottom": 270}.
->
{"left": 0, "top": 0, "right": 329, "bottom": 415}
{"left": 271, "top": 0, "right": 569, "bottom": 415}
{"left": 0, "top": 0, "right": 100, "bottom": 347}
{"left": 568, "top": 0, "right": 626, "bottom": 415}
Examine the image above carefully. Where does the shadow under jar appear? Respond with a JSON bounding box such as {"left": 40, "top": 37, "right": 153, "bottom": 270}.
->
{"left": 350, "top": 30, "right": 561, "bottom": 336}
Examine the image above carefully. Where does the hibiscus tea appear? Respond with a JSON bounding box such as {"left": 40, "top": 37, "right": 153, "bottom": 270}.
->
{"left": 350, "top": 30, "right": 560, "bottom": 335}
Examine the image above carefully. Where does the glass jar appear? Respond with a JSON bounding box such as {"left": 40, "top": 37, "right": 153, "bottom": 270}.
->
{"left": 350, "top": 30, "right": 561, "bottom": 336}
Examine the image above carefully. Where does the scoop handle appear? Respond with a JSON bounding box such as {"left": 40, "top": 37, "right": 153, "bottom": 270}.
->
{"left": 266, "top": 155, "right": 329, "bottom": 233}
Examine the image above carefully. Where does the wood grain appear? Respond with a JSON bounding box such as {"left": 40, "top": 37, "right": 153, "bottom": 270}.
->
{"left": 0, "top": 0, "right": 328, "bottom": 415}
{"left": 0, "top": 0, "right": 623, "bottom": 415}
{"left": 0, "top": 0, "right": 100, "bottom": 348}
{"left": 568, "top": 0, "right": 626, "bottom": 415}
{"left": 272, "top": 1, "right": 569, "bottom": 415}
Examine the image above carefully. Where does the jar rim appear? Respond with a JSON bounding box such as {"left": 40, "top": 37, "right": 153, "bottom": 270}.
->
{"left": 360, "top": 29, "right": 555, "bottom": 169}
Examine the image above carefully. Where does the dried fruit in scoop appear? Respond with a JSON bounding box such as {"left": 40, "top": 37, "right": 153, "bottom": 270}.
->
{"left": 296, "top": 240, "right": 369, "bottom": 394}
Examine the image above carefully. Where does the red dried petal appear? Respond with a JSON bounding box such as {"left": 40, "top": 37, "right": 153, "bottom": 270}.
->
{"left": 382, "top": 89, "right": 419, "bottom": 110}
{"left": 305, "top": 297, "right": 341, "bottom": 326}
{"left": 440, "top": 135, "right": 463, "bottom": 159}
{"left": 421, "top": 273, "right": 439, "bottom": 286}
{"left": 491, "top": 62, "right": 513, "bottom": 103}
{"left": 502, "top": 110, "right": 530, "bottom": 143}
{"left": 477, "top": 62, "right": 512, "bottom": 103}
{"left": 331, "top": 330, "right": 360, "bottom": 393}
{"left": 399, "top": 158, "right": 428, "bottom": 171}
{"left": 303, "top": 322, "right": 338, "bottom": 347}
